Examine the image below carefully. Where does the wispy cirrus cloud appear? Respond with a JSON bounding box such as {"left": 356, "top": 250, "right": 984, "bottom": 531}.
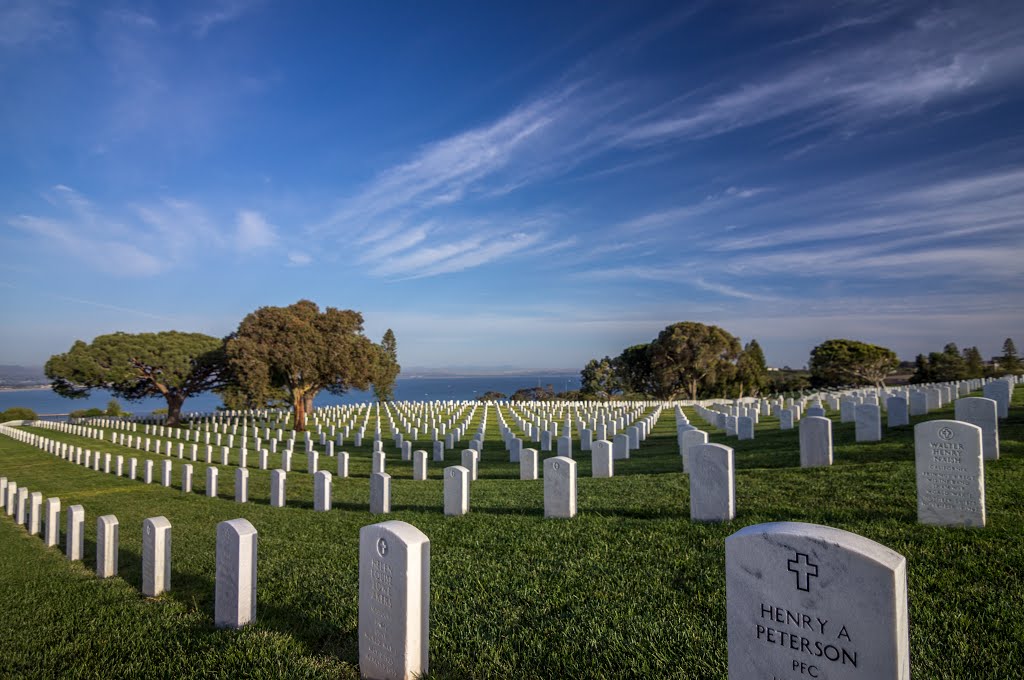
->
{"left": 188, "top": 0, "right": 264, "bottom": 38}
{"left": 235, "top": 210, "right": 278, "bottom": 251}
{"left": 6, "top": 185, "right": 280, "bottom": 276}
{"left": 620, "top": 4, "right": 1024, "bottom": 145}
{"left": 316, "top": 81, "right": 635, "bottom": 280}
{"left": 0, "top": 0, "right": 71, "bottom": 49}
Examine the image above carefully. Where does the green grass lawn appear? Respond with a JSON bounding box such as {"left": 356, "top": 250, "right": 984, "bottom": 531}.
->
{"left": 1, "top": 391, "right": 1022, "bottom": 678}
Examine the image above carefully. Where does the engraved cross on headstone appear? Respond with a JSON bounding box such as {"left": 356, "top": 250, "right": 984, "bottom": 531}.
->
{"left": 787, "top": 551, "right": 819, "bottom": 592}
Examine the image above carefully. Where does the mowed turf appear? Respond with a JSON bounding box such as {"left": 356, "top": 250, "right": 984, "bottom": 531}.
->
{"left": 1, "top": 391, "right": 1022, "bottom": 679}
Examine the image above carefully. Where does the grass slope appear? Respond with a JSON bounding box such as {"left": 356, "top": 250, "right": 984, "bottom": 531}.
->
{"left": 0, "top": 392, "right": 1022, "bottom": 678}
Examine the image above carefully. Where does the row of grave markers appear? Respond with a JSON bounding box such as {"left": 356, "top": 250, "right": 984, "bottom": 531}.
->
{"left": 4, "top": 379, "right": 1017, "bottom": 678}
{"left": 0, "top": 488, "right": 913, "bottom": 680}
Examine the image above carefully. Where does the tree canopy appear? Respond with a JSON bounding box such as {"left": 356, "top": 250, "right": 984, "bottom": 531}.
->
{"left": 225, "top": 300, "right": 379, "bottom": 430}
{"left": 372, "top": 329, "right": 400, "bottom": 402}
{"left": 580, "top": 356, "right": 616, "bottom": 399}
{"left": 44, "top": 331, "right": 227, "bottom": 425}
{"left": 648, "top": 322, "right": 742, "bottom": 399}
{"left": 612, "top": 344, "right": 655, "bottom": 396}
{"left": 808, "top": 338, "right": 898, "bottom": 387}
{"left": 734, "top": 339, "right": 769, "bottom": 398}
{"left": 1000, "top": 338, "right": 1021, "bottom": 373}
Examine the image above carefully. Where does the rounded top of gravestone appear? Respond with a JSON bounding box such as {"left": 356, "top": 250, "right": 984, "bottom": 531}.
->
{"left": 361, "top": 520, "right": 430, "bottom": 550}
{"left": 914, "top": 418, "right": 982, "bottom": 441}
{"left": 726, "top": 521, "right": 905, "bottom": 570}
{"left": 801, "top": 415, "right": 831, "bottom": 425}
{"left": 143, "top": 515, "right": 171, "bottom": 532}
{"left": 218, "top": 517, "right": 257, "bottom": 538}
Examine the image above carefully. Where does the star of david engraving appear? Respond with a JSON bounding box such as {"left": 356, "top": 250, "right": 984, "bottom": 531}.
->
{"left": 788, "top": 551, "right": 819, "bottom": 592}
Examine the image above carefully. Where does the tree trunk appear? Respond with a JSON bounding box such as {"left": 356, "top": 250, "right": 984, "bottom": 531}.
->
{"left": 689, "top": 379, "right": 698, "bottom": 401}
{"left": 165, "top": 392, "right": 186, "bottom": 426}
{"left": 292, "top": 388, "right": 307, "bottom": 431}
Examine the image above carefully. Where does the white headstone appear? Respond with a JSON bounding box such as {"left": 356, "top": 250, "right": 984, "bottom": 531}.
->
{"left": 690, "top": 443, "right": 736, "bottom": 522}
{"left": 955, "top": 397, "right": 999, "bottom": 461}
{"left": 915, "top": 420, "right": 985, "bottom": 527}
{"left": 215, "top": 518, "right": 258, "bottom": 629}
{"left": 142, "top": 516, "right": 172, "bottom": 596}
{"left": 612, "top": 433, "right": 630, "bottom": 460}
{"left": 854, "top": 404, "right": 881, "bottom": 442}
{"left": 97, "top": 515, "right": 119, "bottom": 578}
{"left": 370, "top": 472, "right": 391, "bottom": 515}
{"left": 982, "top": 380, "right": 1010, "bottom": 419}
{"left": 338, "top": 451, "right": 350, "bottom": 478}
{"left": 909, "top": 391, "right": 928, "bottom": 416}
{"left": 44, "top": 497, "right": 60, "bottom": 547}
{"left": 15, "top": 487, "right": 28, "bottom": 524}
{"left": 443, "top": 466, "right": 470, "bottom": 516}
{"left": 270, "top": 470, "right": 286, "bottom": 508}
{"left": 726, "top": 521, "right": 909, "bottom": 679}
{"left": 543, "top": 456, "right": 577, "bottom": 519}
{"left": 314, "top": 470, "right": 332, "bottom": 512}
{"left": 886, "top": 396, "right": 909, "bottom": 428}
{"left": 66, "top": 505, "right": 84, "bottom": 561}
{"left": 460, "top": 449, "right": 478, "bottom": 481}
{"left": 737, "top": 416, "right": 754, "bottom": 441}
{"left": 680, "top": 429, "right": 708, "bottom": 474}
{"left": 799, "top": 416, "right": 833, "bottom": 468}
{"left": 591, "top": 439, "right": 613, "bottom": 478}
{"left": 520, "top": 448, "right": 538, "bottom": 481}
{"left": 235, "top": 468, "right": 249, "bottom": 503}
{"left": 412, "top": 450, "right": 427, "bottom": 481}
{"left": 27, "top": 491, "right": 42, "bottom": 535}
{"left": 358, "top": 520, "right": 430, "bottom": 680}
{"left": 207, "top": 466, "right": 219, "bottom": 498}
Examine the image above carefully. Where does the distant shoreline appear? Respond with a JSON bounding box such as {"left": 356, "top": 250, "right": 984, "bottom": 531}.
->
{"left": 0, "top": 385, "right": 51, "bottom": 392}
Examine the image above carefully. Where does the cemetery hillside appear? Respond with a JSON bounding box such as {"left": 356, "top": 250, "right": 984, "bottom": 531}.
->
{"left": 1, "top": 313, "right": 1022, "bottom": 677}
{"left": 4, "top": 3, "right": 1024, "bottom": 679}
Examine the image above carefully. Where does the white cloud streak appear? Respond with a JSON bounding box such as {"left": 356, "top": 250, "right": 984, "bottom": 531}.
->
{"left": 236, "top": 210, "right": 278, "bottom": 251}
{"left": 6, "top": 186, "right": 286, "bottom": 276}
{"left": 621, "top": 5, "right": 1024, "bottom": 144}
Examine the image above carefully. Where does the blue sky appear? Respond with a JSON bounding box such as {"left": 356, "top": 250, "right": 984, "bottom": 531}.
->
{"left": 2, "top": 0, "right": 1023, "bottom": 371}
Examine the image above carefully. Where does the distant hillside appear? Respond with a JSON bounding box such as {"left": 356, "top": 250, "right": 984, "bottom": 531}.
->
{"left": 0, "top": 365, "right": 47, "bottom": 388}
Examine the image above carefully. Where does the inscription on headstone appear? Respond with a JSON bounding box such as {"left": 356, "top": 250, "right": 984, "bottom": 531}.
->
{"left": 915, "top": 420, "right": 985, "bottom": 527}
{"left": 358, "top": 521, "right": 430, "bottom": 680}
{"left": 726, "top": 521, "right": 909, "bottom": 680}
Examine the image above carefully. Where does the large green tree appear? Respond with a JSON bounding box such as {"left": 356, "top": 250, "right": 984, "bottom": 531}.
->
{"left": 962, "top": 346, "right": 985, "bottom": 379}
{"left": 580, "top": 356, "right": 616, "bottom": 399}
{"left": 226, "top": 300, "right": 379, "bottom": 431}
{"left": 734, "top": 339, "right": 769, "bottom": 398}
{"left": 372, "top": 329, "right": 400, "bottom": 402}
{"left": 648, "top": 322, "right": 742, "bottom": 399}
{"left": 612, "top": 344, "right": 655, "bottom": 396}
{"left": 808, "top": 339, "right": 899, "bottom": 387}
{"left": 1000, "top": 338, "right": 1021, "bottom": 373}
{"left": 45, "top": 331, "right": 227, "bottom": 426}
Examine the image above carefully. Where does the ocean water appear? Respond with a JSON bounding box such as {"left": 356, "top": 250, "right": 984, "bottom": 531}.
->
{"left": 0, "top": 375, "right": 581, "bottom": 416}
